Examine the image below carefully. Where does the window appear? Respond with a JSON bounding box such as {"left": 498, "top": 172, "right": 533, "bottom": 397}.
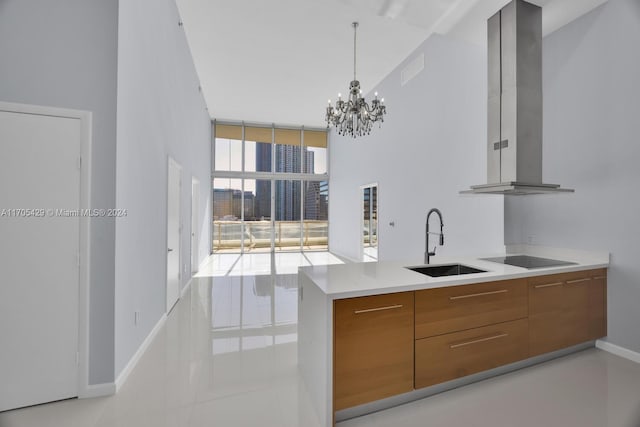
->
{"left": 212, "top": 122, "right": 328, "bottom": 253}
{"left": 245, "top": 126, "right": 272, "bottom": 173}
{"left": 212, "top": 178, "right": 242, "bottom": 251}
{"left": 214, "top": 125, "right": 242, "bottom": 171}
{"left": 304, "top": 130, "right": 328, "bottom": 175}
{"left": 275, "top": 129, "right": 301, "bottom": 174}
{"left": 304, "top": 181, "right": 328, "bottom": 250}
{"left": 275, "top": 179, "right": 301, "bottom": 251}
{"left": 243, "top": 179, "right": 271, "bottom": 251}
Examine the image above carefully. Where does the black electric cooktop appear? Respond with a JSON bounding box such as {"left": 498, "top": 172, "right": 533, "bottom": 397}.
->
{"left": 480, "top": 255, "right": 577, "bottom": 269}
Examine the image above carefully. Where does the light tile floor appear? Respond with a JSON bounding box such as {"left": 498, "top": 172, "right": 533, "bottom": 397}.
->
{"left": 196, "top": 251, "right": 346, "bottom": 277}
{"left": 2, "top": 252, "right": 640, "bottom": 427}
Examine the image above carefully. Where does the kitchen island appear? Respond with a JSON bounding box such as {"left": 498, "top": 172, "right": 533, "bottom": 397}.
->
{"left": 298, "top": 246, "right": 609, "bottom": 426}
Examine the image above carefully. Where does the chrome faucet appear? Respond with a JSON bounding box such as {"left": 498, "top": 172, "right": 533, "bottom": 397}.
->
{"left": 425, "top": 208, "right": 444, "bottom": 264}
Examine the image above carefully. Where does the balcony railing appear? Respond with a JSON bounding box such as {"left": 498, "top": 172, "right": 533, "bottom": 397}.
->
{"left": 213, "top": 220, "right": 328, "bottom": 251}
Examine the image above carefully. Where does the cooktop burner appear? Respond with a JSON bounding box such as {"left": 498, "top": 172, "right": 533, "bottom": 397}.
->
{"left": 480, "top": 255, "right": 577, "bottom": 269}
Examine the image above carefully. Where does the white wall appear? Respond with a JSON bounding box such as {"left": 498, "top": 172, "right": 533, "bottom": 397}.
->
{"left": 505, "top": 0, "right": 640, "bottom": 353}
{"left": 115, "top": 0, "right": 211, "bottom": 376}
{"left": 0, "top": 0, "right": 118, "bottom": 385}
{"left": 329, "top": 34, "right": 504, "bottom": 262}
{"left": 0, "top": 0, "right": 211, "bottom": 387}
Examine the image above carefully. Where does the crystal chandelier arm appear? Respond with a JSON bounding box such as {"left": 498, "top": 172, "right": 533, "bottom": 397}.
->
{"left": 361, "top": 99, "right": 385, "bottom": 118}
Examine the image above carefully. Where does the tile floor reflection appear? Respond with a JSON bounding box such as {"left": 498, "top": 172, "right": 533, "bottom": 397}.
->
{"left": 196, "top": 251, "right": 345, "bottom": 277}
{"left": 1, "top": 252, "right": 640, "bottom": 427}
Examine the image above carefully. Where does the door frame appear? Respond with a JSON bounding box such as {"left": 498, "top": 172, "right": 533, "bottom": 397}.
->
{"left": 191, "top": 176, "right": 200, "bottom": 273}
{"left": 359, "top": 182, "right": 378, "bottom": 262}
{"left": 0, "top": 101, "right": 93, "bottom": 398}
{"left": 166, "top": 156, "right": 182, "bottom": 313}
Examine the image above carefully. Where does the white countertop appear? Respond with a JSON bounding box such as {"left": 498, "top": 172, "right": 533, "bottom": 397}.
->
{"left": 299, "top": 246, "right": 609, "bottom": 299}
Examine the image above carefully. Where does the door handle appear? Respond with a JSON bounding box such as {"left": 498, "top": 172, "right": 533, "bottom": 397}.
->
{"left": 168, "top": 248, "right": 173, "bottom": 252}
{"left": 566, "top": 278, "right": 591, "bottom": 284}
{"left": 534, "top": 282, "right": 562, "bottom": 289}
{"left": 354, "top": 304, "right": 403, "bottom": 314}
{"left": 449, "top": 333, "right": 509, "bottom": 349}
{"left": 449, "top": 289, "right": 507, "bottom": 300}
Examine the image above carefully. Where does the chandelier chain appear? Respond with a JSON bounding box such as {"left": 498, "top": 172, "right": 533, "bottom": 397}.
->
{"left": 353, "top": 22, "right": 357, "bottom": 81}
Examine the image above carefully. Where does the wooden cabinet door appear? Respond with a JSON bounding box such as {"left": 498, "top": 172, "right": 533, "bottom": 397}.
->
{"left": 529, "top": 274, "right": 566, "bottom": 356}
{"left": 529, "top": 269, "right": 607, "bottom": 356}
{"left": 334, "top": 292, "right": 414, "bottom": 411}
{"left": 563, "top": 275, "right": 592, "bottom": 347}
{"left": 588, "top": 272, "right": 607, "bottom": 340}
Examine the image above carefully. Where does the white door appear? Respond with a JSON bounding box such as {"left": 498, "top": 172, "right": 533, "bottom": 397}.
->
{"left": 0, "top": 110, "right": 80, "bottom": 411}
{"left": 166, "top": 157, "right": 181, "bottom": 313}
{"left": 191, "top": 177, "right": 199, "bottom": 274}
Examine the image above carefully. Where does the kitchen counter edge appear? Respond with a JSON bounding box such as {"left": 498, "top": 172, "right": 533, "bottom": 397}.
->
{"left": 298, "top": 252, "right": 609, "bottom": 300}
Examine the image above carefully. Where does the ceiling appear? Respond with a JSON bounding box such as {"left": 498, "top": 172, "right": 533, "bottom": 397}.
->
{"left": 175, "top": 0, "right": 607, "bottom": 128}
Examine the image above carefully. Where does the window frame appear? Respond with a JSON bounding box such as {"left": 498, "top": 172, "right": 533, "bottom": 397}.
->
{"left": 211, "top": 121, "right": 329, "bottom": 254}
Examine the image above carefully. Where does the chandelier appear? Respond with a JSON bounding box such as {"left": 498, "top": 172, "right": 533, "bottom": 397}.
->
{"left": 326, "top": 22, "right": 386, "bottom": 138}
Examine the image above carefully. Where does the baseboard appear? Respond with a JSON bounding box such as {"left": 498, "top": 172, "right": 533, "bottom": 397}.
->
{"left": 596, "top": 339, "right": 640, "bottom": 363}
{"left": 115, "top": 313, "right": 167, "bottom": 392}
{"left": 79, "top": 382, "right": 116, "bottom": 398}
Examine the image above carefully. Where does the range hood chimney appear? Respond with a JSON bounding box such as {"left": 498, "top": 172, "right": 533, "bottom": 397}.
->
{"left": 462, "top": 0, "right": 574, "bottom": 195}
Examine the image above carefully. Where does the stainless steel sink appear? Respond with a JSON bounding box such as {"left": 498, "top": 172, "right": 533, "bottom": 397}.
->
{"left": 406, "top": 264, "right": 487, "bottom": 277}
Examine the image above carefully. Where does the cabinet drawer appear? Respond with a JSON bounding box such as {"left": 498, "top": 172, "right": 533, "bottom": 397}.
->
{"left": 334, "top": 292, "right": 414, "bottom": 410}
{"left": 415, "top": 279, "right": 528, "bottom": 339}
{"left": 415, "top": 318, "right": 529, "bottom": 389}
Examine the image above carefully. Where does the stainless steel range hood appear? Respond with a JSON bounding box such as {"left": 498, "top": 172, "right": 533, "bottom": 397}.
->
{"left": 462, "top": 0, "right": 574, "bottom": 195}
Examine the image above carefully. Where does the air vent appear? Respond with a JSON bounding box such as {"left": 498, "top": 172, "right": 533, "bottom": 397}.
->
{"left": 401, "top": 53, "right": 424, "bottom": 86}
